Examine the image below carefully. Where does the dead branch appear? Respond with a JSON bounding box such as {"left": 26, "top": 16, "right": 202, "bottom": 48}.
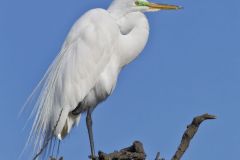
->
{"left": 49, "top": 113, "right": 216, "bottom": 160}
{"left": 171, "top": 113, "right": 216, "bottom": 160}
{"left": 97, "top": 141, "right": 146, "bottom": 160}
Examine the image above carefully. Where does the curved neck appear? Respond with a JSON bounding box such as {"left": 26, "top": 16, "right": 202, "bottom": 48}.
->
{"left": 115, "top": 12, "right": 149, "bottom": 67}
{"left": 108, "top": 0, "right": 133, "bottom": 19}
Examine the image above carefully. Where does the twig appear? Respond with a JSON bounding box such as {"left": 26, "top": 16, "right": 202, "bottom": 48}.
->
{"left": 171, "top": 113, "right": 216, "bottom": 160}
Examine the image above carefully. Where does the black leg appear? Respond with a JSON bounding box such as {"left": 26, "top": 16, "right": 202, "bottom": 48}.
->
{"left": 86, "top": 110, "right": 95, "bottom": 159}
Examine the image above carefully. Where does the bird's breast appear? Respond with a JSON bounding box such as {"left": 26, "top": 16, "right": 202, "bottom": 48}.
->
{"left": 83, "top": 55, "right": 121, "bottom": 109}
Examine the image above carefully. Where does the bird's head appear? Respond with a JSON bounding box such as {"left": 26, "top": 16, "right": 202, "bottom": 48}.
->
{"left": 109, "top": 0, "right": 182, "bottom": 15}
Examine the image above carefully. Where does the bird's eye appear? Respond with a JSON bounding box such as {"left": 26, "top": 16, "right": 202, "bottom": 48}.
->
{"left": 135, "top": 1, "right": 140, "bottom": 6}
{"left": 135, "top": 0, "right": 148, "bottom": 6}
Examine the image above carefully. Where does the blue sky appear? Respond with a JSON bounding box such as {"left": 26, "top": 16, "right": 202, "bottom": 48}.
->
{"left": 0, "top": 0, "right": 240, "bottom": 159}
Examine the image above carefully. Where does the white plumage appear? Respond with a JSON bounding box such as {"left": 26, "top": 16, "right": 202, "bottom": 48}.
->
{"left": 24, "top": 0, "right": 181, "bottom": 159}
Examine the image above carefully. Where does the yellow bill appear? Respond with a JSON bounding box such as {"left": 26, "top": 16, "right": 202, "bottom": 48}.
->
{"left": 135, "top": 0, "right": 182, "bottom": 11}
{"left": 148, "top": 2, "right": 182, "bottom": 10}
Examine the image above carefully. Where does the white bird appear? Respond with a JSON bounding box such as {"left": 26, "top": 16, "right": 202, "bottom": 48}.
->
{"left": 25, "top": 0, "right": 181, "bottom": 159}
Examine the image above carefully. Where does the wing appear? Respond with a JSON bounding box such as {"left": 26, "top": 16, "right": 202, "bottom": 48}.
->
{"left": 25, "top": 8, "right": 119, "bottom": 156}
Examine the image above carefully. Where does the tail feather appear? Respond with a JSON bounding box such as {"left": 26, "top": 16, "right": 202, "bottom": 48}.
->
{"left": 21, "top": 45, "right": 71, "bottom": 159}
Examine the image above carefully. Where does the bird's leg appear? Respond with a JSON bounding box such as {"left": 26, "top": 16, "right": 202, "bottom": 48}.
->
{"left": 86, "top": 110, "right": 96, "bottom": 159}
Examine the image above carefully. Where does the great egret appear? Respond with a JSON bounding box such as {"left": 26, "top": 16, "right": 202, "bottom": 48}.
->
{"left": 26, "top": 0, "right": 181, "bottom": 159}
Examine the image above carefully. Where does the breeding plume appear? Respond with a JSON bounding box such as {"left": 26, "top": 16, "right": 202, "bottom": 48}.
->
{"left": 26, "top": 0, "right": 181, "bottom": 159}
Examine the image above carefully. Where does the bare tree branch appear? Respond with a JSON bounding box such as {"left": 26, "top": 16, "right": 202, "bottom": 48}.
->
{"left": 97, "top": 141, "right": 146, "bottom": 160}
{"left": 171, "top": 113, "right": 216, "bottom": 160}
{"left": 48, "top": 113, "right": 216, "bottom": 160}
